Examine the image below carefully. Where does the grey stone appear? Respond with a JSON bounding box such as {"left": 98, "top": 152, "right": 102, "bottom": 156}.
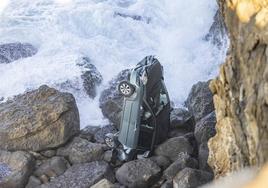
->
{"left": 40, "top": 161, "right": 114, "bottom": 188}
{"left": 170, "top": 108, "right": 194, "bottom": 131}
{"left": 91, "top": 178, "right": 116, "bottom": 188}
{"left": 194, "top": 112, "right": 216, "bottom": 146}
{"left": 154, "top": 136, "right": 194, "bottom": 162}
{"left": 173, "top": 168, "right": 213, "bottom": 188}
{"left": 0, "top": 85, "right": 80, "bottom": 151}
{"left": 116, "top": 159, "right": 161, "bottom": 188}
{"left": 0, "top": 150, "right": 35, "bottom": 188}
{"left": 163, "top": 153, "right": 198, "bottom": 180}
{"left": 185, "top": 81, "right": 214, "bottom": 122}
{"left": 25, "top": 176, "right": 41, "bottom": 188}
{"left": 77, "top": 57, "right": 103, "bottom": 98}
{"left": 0, "top": 42, "right": 37, "bottom": 64}
{"left": 94, "top": 125, "right": 118, "bottom": 144}
{"left": 57, "top": 137, "right": 105, "bottom": 164}
{"left": 99, "top": 69, "right": 130, "bottom": 129}
{"left": 149, "top": 156, "right": 171, "bottom": 170}
{"left": 34, "top": 156, "right": 69, "bottom": 178}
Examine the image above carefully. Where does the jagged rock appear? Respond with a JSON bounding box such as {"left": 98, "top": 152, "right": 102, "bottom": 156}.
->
{"left": 173, "top": 168, "right": 213, "bottom": 188}
{"left": 194, "top": 112, "right": 216, "bottom": 171}
{"left": 154, "top": 136, "right": 194, "bottom": 162}
{"left": 91, "top": 178, "right": 116, "bottom": 188}
{"left": 194, "top": 112, "right": 216, "bottom": 146}
{"left": 163, "top": 153, "right": 198, "bottom": 180}
{"left": 0, "top": 42, "right": 37, "bottom": 64}
{"left": 205, "top": 9, "right": 227, "bottom": 47}
{"left": 185, "top": 81, "right": 214, "bottom": 122}
{"left": 25, "top": 176, "right": 42, "bottom": 188}
{"left": 170, "top": 108, "right": 194, "bottom": 130}
{"left": 0, "top": 150, "right": 35, "bottom": 188}
{"left": 116, "top": 159, "right": 161, "bottom": 188}
{"left": 208, "top": 0, "right": 268, "bottom": 178}
{"left": 57, "top": 137, "right": 105, "bottom": 164}
{"left": 149, "top": 156, "right": 171, "bottom": 170}
{"left": 76, "top": 57, "right": 103, "bottom": 98}
{"left": 39, "top": 161, "right": 114, "bottom": 188}
{"left": 34, "top": 156, "right": 69, "bottom": 178}
{"left": 99, "top": 69, "right": 130, "bottom": 129}
{"left": 0, "top": 85, "right": 80, "bottom": 151}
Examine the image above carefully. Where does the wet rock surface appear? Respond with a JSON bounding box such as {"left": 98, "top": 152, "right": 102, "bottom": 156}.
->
{"left": 0, "top": 43, "right": 37, "bottom": 64}
{"left": 0, "top": 70, "right": 219, "bottom": 187}
{"left": 76, "top": 57, "right": 103, "bottom": 98}
{"left": 185, "top": 81, "right": 214, "bottom": 122}
{"left": 0, "top": 85, "right": 80, "bottom": 151}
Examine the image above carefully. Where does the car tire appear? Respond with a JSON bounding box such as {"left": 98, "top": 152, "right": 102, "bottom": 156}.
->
{"left": 118, "top": 81, "right": 135, "bottom": 97}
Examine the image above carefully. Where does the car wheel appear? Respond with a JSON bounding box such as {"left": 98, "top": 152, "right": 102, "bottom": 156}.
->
{"left": 118, "top": 81, "right": 135, "bottom": 97}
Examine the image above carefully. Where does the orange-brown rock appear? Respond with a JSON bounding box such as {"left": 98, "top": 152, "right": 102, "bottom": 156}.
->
{"left": 208, "top": 0, "right": 268, "bottom": 178}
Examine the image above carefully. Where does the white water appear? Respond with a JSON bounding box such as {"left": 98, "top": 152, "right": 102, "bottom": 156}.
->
{"left": 0, "top": 0, "right": 227, "bottom": 128}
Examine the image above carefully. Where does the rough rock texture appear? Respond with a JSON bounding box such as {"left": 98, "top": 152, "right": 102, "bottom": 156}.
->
{"left": 0, "top": 85, "right": 80, "bottom": 151}
{"left": 0, "top": 43, "right": 37, "bottom": 64}
{"left": 57, "top": 137, "right": 105, "bottom": 164}
{"left": 99, "top": 69, "right": 130, "bottom": 128}
{"left": 39, "top": 161, "right": 114, "bottom": 188}
{"left": 76, "top": 57, "right": 103, "bottom": 98}
{"left": 163, "top": 153, "right": 198, "bottom": 180}
{"left": 34, "top": 156, "right": 69, "bottom": 178}
{"left": 185, "top": 81, "right": 214, "bottom": 122}
{"left": 116, "top": 159, "right": 161, "bottom": 188}
{"left": 205, "top": 9, "right": 227, "bottom": 47}
{"left": 173, "top": 168, "right": 213, "bottom": 188}
{"left": 0, "top": 150, "right": 35, "bottom": 188}
{"left": 154, "top": 136, "right": 194, "bottom": 162}
{"left": 91, "top": 179, "right": 115, "bottom": 188}
{"left": 208, "top": 0, "right": 268, "bottom": 178}
{"left": 170, "top": 108, "right": 195, "bottom": 131}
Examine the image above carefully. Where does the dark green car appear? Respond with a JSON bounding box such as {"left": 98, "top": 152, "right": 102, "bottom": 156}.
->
{"left": 105, "top": 56, "right": 171, "bottom": 161}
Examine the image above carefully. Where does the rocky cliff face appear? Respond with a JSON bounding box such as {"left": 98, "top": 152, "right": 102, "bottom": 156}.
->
{"left": 208, "top": 0, "right": 268, "bottom": 178}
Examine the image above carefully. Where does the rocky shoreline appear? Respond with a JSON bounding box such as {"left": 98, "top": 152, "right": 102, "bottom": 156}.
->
{"left": 0, "top": 75, "right": 216, "bottom": 188}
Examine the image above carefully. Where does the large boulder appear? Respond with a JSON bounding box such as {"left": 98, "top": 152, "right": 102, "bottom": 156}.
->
{"left": 0, "top": 150, "right": 35, "bottom": 188}
{"left": 116, "top": 159, "right": 161, "bottom": 188}
{"left": 77, "top": 57, "right": 103, "bottom": 98}
{"left": 154, "top": 136, "right": 194, "bottom": 162}
{"left": 0, "top": 43, "right": 37, "bottom": 64}
{"left": 99, "top": 69, "right": 130, "bottom": 128}
{"left": 185, "top": 81, "right": 214, "bottom": 122}
{"left": 0, "top": 85, "right": 80, "bottom": 151}
{"left": 173, "top": 168, "right": 213, "bottom": 188}
{"left": 39, "top": 161, "right": 114, "bottom": 188}
{"left": 208, "top": 0, "right": 268, "bottom": 178}
{"left": 57, "top": 137, "right": 105, "bottom": 164}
